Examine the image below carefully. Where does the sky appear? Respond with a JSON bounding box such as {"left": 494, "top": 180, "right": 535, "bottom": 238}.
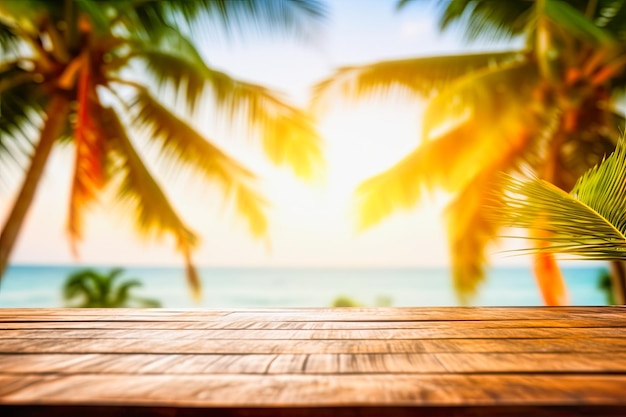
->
{"left": 0, "top": 0, "right": 525, "bottom": 268}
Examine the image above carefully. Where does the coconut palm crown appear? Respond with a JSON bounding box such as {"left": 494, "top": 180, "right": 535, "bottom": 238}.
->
{"left": 0, "top": 0, "right": 325, "bottom": 299}
{"left": 312, "top": 0, "right": 626, "bottom": 304}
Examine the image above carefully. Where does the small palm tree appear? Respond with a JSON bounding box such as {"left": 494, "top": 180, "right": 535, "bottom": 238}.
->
{"left": 313, "top": 0, "right": 626, "bottom": 304}
{"left": 0, "top": 0, "right": 325, "bottom": 299}
{"left": 494, "top": 137, "right": 626, "bottom": 304}
{"left": 597, "top": 270, "right": 616, "bottom": 305}
{"left": 63, "top": 268, "right": 161, "bottom": 308}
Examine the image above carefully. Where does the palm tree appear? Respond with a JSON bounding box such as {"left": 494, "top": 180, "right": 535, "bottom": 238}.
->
{"left": 494, "top": 135, "right": 626, "bottom": 304}
{"left": 312, "top": 0, "right": 626, "bottom": 305}
{"left": 63, "top": 267, "right": 161, "bottom": 308}
{"left": 0, "top": 0, "right": 325, "bottom": 299}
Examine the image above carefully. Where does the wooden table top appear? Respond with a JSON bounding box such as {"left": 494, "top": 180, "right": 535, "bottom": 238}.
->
{"left": 1, "top": 307, "right": 625, "bottom": 416}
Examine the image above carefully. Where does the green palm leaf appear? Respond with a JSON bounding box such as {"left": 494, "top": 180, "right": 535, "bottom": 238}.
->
{"left": 434, "top": 0, "right": 534, "bottom": 42}
{"left": 115, "top": 0, "right": 325, "bottom": 40}
{"left": 129, "top": 28, "right": 217, "bottom": 113}
{"left": 496, "top": 137, "right": 626, "bottom": 259}
{"left": 64, "top": 269, "right": 101, "bottom": 307}
{"left": 0, "top": 66, "right": 44, "bottom": 187}
{"left": 311, "top": 51, "right": 525, "bottom": 112}
{"left": 0, "top": 22, "right": 21, "bottom": 53}
{"left": 111, "top": 279, "right": 142, "bottom": 307}
{"left": 542, "top": 0, "right": 616, "bottom": 45}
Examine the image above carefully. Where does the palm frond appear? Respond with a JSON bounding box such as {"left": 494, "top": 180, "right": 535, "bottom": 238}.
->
{"left": 0, "top": 0, "right": 50, "bottom": 34}
{"left": 423, "top": 60, "right": 538, "bottom": 142}
{"left": 129, "top": 28, "right": 213, "bottom": 113}
{"left": 355, "top": 92, "right": 546, "bottom": 231}
{"left": 597, "top": 0, "right": 626, "bottom": 42}
{"left": 63, "top": 270, "right": 100, "bottom": 306}
{"left": 435, "top": 0, "right": 534, "bottom": 42}
{"left": 0, "top": 65, "right": 43, "bottom": 138}
{"left": 0, "top": 21, "right": 21, "bottom": 53}
{"left": 311, "top": 51, "right": 526, "bottom": 112}
{"left": 445, "top": 171, "right": 504, "bottom": 304}
{"left": 425, "top": 0, "right": 615, "bottom": 44}
{"left": 128, "top": 32, "right": 324, "bottom": 180}
{"left": 355, "top": 122, "right": 484, "bottom": 229}
{"left": 131, "top": 90, "right": 269, "bottom": 238}
{"left": 0, "top": 68, "right": 45, "bottom": 188}
{"left": 111, "top": 279, "right": 142, "bottom": 307}
{"left": 117, "top": 0, "right": 325, "bottom": 40}
{"left": 543, "top": 0, "right": 616, "bottom": 45}
{"left": 442, "top": 112, "right": 545, "bottom": 303}
{"left": 495, "top": 137, "right": 626, "bottom": 259}
{"left": 98, "top": 104, "right": 202, "bottom": 299}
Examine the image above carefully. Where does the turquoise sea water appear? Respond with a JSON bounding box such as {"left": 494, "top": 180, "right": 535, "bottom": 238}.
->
{"left": 0, "top": 265, "right": 609, "bottom": 308}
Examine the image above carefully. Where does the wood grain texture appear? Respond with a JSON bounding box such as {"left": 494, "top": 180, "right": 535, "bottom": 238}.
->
{"left": 2, "top": 374, "right": 626, "bottom": 406}
{"left": 3, "top": 336, "right": 626, "bottom": 354}
{"left": 3, "top": 327, "right": 625, "bottom": 340}
{"left": 3, "top": 318, "right": 625, "bottom": 330}
{"left": 0, "top": 307, "right": 625, "bottom": 417}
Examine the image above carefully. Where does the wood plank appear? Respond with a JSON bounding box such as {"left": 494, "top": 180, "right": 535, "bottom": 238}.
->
{"left": 304, "top": 354, "right": 339, "bottom": 373}
{"left": 338, "top": 353, "right": 446, "bottom": 373}
{"left": 0, "top": 338, "right": 429, "bottom": 354}
{"left": 421, "top": 337, "right": 626, "bottom": 353}
{"left": 1, "top": 307, "right": 625, "bottom": 415}
{"left": 3, "top": 318, "right": 625, "bottom": 330}
{"left": 436, "top": 352, "right": 626, "bottom": 373}
{"left": 2, "top": 337, "right": 626, "bottom": 354}
{"left": 1, "top": 307, "right": 624, "bottom": 322}
{"left": 2, "top": 374, "right": 626, "bottom": 407}
{"left": 3, "top": 352, "right": 624, "bottom": 375}
{"left": 0, "top": 375, "right": 60, "bottom": 397}
{"left": 0, "top": 353, "right": 626, "bottom": 375}
{"left": 2, "top": 327, "right": 624, "bottom": 340}
{"left": 4, "top": 405, "right": 626, "bottom": 417}
{"left": 266, "top": 354, "right": 309, "bottom": 374}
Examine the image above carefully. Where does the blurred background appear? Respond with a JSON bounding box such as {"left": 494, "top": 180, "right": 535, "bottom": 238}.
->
{"left": 0, "top": 0, "right": 621, "bottom": 308}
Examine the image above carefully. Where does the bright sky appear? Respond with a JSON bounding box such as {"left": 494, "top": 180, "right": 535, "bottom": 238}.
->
{"left": 1, "top": 0, "right": 523, "bottom": 268}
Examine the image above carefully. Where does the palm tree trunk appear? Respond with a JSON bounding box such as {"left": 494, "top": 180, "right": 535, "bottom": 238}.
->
{"left": 0, "top": 94, "right": 71, "bottom": 283}
{"left": 609, "top": 261, "right": 626, "bottom": 305}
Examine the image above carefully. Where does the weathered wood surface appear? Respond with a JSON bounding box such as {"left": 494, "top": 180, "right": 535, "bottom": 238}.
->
{"left": 1, "top": 307, "right": 625, "bottom": 416}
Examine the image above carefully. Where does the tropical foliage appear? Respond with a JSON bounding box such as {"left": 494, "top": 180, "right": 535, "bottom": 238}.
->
{"left": 312, "top": 0, "right": 626, "bottom": 304}
{"left": 598, "top": 270, "right": 616, "bottom": 305}
{"left": 331, "top": 294, "right": 393, "bottom": 307}
{"left": 0, "top": 0, "right": 325, "bottom": 299}
{"left": 494, "top": 136, "right": 626, "bottom": 303}
{"left": 63, "top": 268, "right": 161, "bottom": 308}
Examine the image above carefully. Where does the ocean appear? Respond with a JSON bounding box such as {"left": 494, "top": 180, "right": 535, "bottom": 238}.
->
{"left": 0, "top": 265, "right": 610, "bottom": 308}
